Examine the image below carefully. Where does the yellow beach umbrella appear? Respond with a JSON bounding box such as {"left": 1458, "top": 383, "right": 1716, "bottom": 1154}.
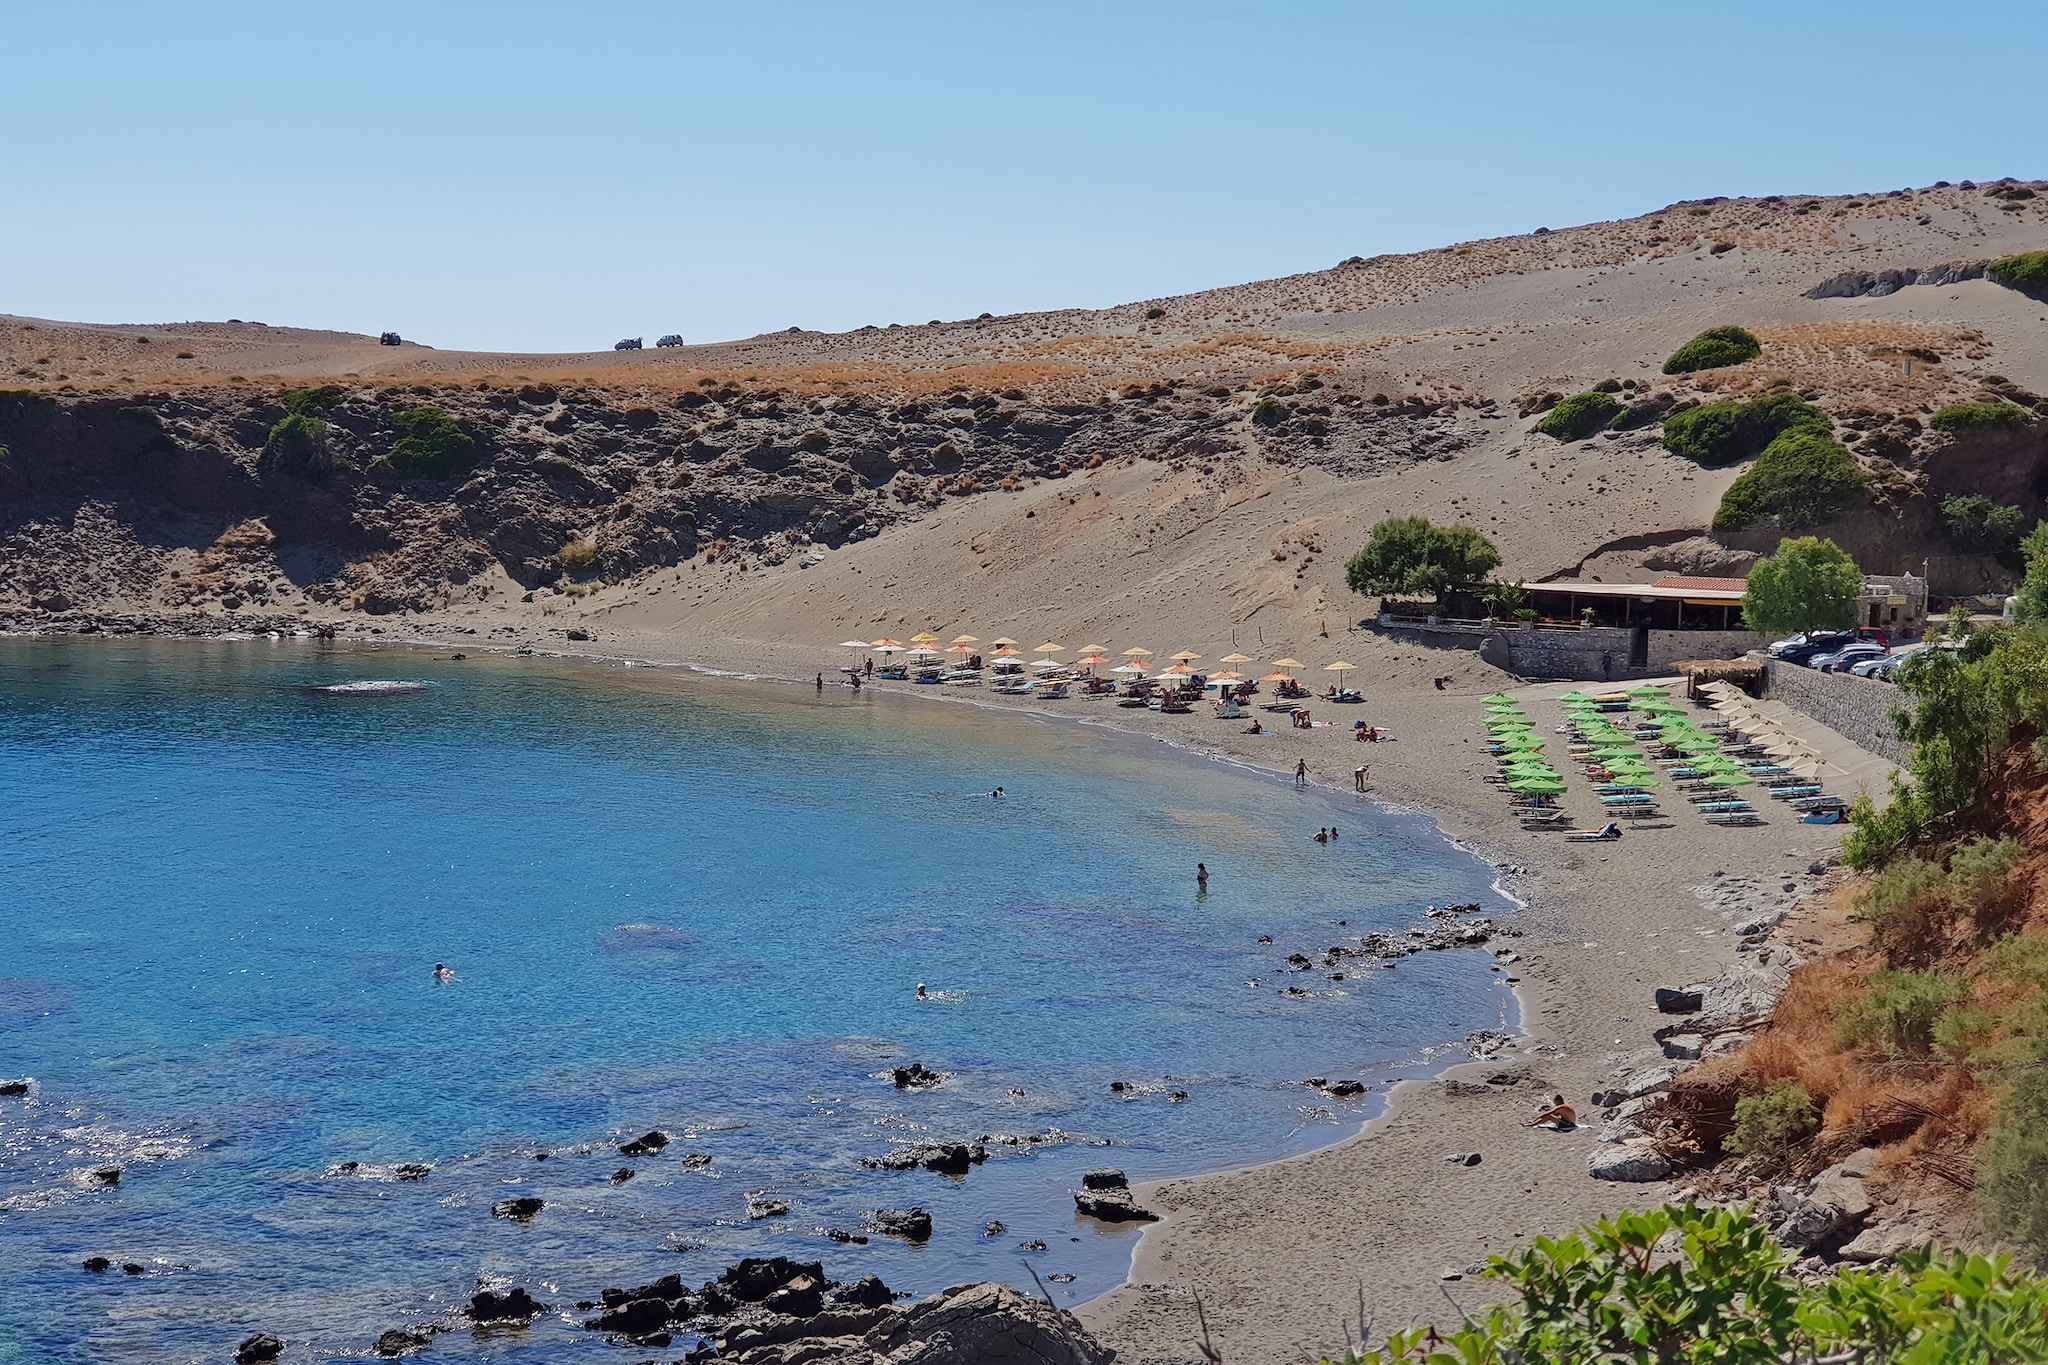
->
{"left": 991, "top": 636, "right": 1020, "bottom": 647}
{"left": 1324, "top": 661, "right": 1359, "bottom": 673}
{"left": 1034, "top": 642, "right": 1065, "bottom": 656}
{"left": 1122, "top": 647, "right": 1154, "bottom": 658}
{"left": 1269, "top": 658, "right": 1305, "bottom": 670}
{"left": 1078, "top": 645, "right": 1110, "bottom": 656}
{"left": 910, "top": 632, "right": 938, "bottom": 644}
{"left": 951, "top": 634, "right": 979, "bottom": 645}
{"left": 1171, "top": 650, "right": 1202, "bottom": 662}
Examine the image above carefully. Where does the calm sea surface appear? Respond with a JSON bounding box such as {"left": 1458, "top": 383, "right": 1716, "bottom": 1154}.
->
{"left": 0, "top": 638, "right": 1512, "bottom": 1363}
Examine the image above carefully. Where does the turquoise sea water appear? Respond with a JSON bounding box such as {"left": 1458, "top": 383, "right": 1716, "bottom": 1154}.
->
{"left": 0, "top": 639, "right": 1512, "bottom": 1363}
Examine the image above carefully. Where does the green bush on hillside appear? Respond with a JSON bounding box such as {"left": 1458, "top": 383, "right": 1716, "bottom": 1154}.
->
{"left": 558, "top": 536, "right": 600, "bottom": 571}
{"left": 1535, "top": 391, "right": 1619, "bottom": 441}
{"left": 1312, "top": 1202, "right": 2048, "bottom": 1364}
{"left": 1837, "top": 969, "right": 1968, "bottom": 1056}
{"left": 1662, "top": 324, "right": 1762, "bottom": 374}
{"left": 1982, "top": 1066, "right": 2048, "bottom": 1261}
{"left": 281, "top": 385, "right": 346, "bottom": 416}
{"left": 1663, "top": 390, "right": 1829, "bottom": 465}
{"left": 1988, "top": 251, "right": 2048, "bottom": 294}
{"left": 1944, "top": 493, "right": 2030, "bottom": 556}
{"left": 1931, "top": 400, "right": 2032, "bottom": 433}
{"left": 1713, "top": 428, "right": 1865, "bottom": 531}
{"left": 1725, "top": 1080, "right": 1820, "bottom": 1161}
{"left": 385, "top": 406, "right": 476, "bottom": 479}
{"left": 261, "top": 412, "right": 332, "bottom": 476}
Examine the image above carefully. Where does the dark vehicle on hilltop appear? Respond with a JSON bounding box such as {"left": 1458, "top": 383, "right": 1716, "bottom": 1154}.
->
{"left": 656, "top": 334, "right": 685, "bottom": 347}
{"left": 615, "top": 337, "right": 643, "bottom": 351}
{"left": 378, "top": 331, "right": 402, "bottom": 346}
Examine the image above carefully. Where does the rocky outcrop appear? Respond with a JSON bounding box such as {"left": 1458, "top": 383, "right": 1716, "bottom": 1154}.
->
{"left": 234, "top": 1335, "right": 284, "bottom": 1364}
{"left": 1804, "top": 260, "right": 1986, "bottom": 298}
{"left": 1072, "top": 1169, "right": 1160, "bottom": 1223}
{"left": 469, "top": 1287, "right": 547, "bottom": 1322}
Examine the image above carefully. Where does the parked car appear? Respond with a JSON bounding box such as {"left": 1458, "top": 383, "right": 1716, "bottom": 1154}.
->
{"left": 1814, "top": 643, "right": 1888, "bottom": 672}
{"left": 1855, "top": 626, "right": 1892, "bottom": 648}
{"left": 656, "top": 334, "right": 686, "bottom": 347}
{"left": 615, "top": 337, "right": 643, "bottom": 351}
{"left": 378, "top": 331, "right": 402, "bottom": 346}
{"left": 1775, "top": 633, "right": 1855, "bottom": 666}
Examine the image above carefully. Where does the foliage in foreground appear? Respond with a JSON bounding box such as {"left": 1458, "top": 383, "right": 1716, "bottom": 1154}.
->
{"left": 1713, "top": 428, "right": 1865, "bottom": 532}
{"left": 1315, "top": 1204, "right": 2048, "bottom": 1364}
{"left": 1661, "top": 391, "right": 1828, "bottom": 467}
{"left": 1344, "top": 517, "right": 1501, "bottom": 605}
{"left": 1535, "top": 391, "right": 1619, "bottom": 441}
{"left": 1662, "top": 325, "right": 1761, "bottom": 375}
{"left": 1740, "top": 536, "right": 1860, "bottom": 637}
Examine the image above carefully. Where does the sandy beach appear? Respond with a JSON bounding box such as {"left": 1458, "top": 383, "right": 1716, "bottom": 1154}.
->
{"left": 285, "top": 616, "right": 1876, "bottom": 1364}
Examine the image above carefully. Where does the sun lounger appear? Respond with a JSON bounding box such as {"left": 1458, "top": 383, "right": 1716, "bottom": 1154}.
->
{"left": 1705, "top": 812, "right": 1764, "bottom": 826}
{"left": 1768, "top": 785, "right": 1823, "bottom": 800}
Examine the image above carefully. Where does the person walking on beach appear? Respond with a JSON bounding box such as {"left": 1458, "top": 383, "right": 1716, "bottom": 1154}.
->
{"left": 1295, "top": 758, "right": 1308, "bottom": 787}
{"left": 816, "top": 673, "right": 824, "bottom": 691}
{"left": 1354, "top": 764, "right": 1367, "bottom": 792}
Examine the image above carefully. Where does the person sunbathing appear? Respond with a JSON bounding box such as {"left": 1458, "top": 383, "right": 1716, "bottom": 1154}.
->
{"left": 1525, "top": 1094, "right": 1577, "bottom": 1130}
{"left": 1243, "top": 719, "right": 1263, "bottom": 734}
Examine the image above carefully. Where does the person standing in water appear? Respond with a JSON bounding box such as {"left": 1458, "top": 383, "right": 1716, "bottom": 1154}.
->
{"left": 1196, "top": 862, "right": 1209, "bottom": 890}
{"left": 1295, "top": 758, "right": 1308, "bottom": 787}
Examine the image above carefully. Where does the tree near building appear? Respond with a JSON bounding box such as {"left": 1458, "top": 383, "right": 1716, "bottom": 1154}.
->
{"left": 1742, "top": 536, "right": 1862, "bottom": 637}
{"left": 1344, "top": 517, "right": 1501, "bottom": 605}
{"left": 2016, "top": 522, "right": 2048, "bottom": 623}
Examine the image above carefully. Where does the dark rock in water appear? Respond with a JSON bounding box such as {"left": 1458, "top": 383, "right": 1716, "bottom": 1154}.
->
{"left": 681, "top": 1152, "right": 712, "bottom": 1169}
{"left": 611, "top": 1167, "right": 635, "bottom": 1184}
{"left": 374, "top": 1328, "right": 431, "bottom": 1357}
{"left": 491, "top": 1196, "right": 544, "bottom": 1221}
{"left": 335, "top": 1161, "right": 360, "bottom": 1173}
{"left": 89, "top": 1166, "right": 121, "bottom": 1185}
{"left": 747, "top": 1195, "right": 792, "bottom": 1220}
{"left": 82, "top": 1257, "right": 110, "bottom": 1273}
{"left": 860, "top": 1282, "right": 1113, "bottom": 1365}
{"left": 861, "top": 1140, "right": 987, "bottom": 1175}
{"left": 235, "top": 1335, "right": 284, "bottom": 1364}
{"left": 0, "top": 1079, "right": 30, "bottom": 1096}
{"left": 870, "top": 1206, "right": 933, "bottom": 1241}
{"left": 1074, "top": 1189, "right": 1159, "bottom": 1222}
{"left": 764, "top": 1275, "right": 826, "bottom": 1318}
{"left": 825, "top": 1227, "right": 868, "bottom": 1244}
{"left": 837, "top": 1274, "right": 895, "bottom": 1310}
{"left": 471, "top": 1287, "right": 547, "bottom": 1322}
{"left": 122, "top": 1263, "right": 145, "bottom": 1275}
{"left": 1018, "top": 1239, "right": 1047, "bottom": 1251}
{"left": 1320, "top": 1079, "right": 1366, "bottom": 1097}
{"left": 891, "top": 1062, "right": 942, "bottom": 1090}
{"left": 593, "top": 1294, "right": 673, "bottom": 1336}
{"left": 392, "top": 1163, "right": 431, "bottom": 1181}
{"left": 984, "top": 1220, "right": 1006, "bottom": 1236}
{"left": 725, "top": 1257, "right": 827, "bottom": 1303}
{"left": 619, "top": 1129, "right": 669, "bottom": 1157}
{"left": 1048, "top": 1273, "right": 1076, "bottom": 1283}
{"left": 1080, "top": 1168, "right": 1128, "bottom": 1190}
{"left": 533, "top": 1151, "right": 549, "bottom": 1161}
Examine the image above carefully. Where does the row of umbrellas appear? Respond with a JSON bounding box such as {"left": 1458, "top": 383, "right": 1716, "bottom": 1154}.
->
{"left": 1696, "top": 681, "right": 1839, "bottom": 780}
{"left": 1483, "top": 693, "right": 1571, "bottom": 795}
{"left": 838, "top": 635, "right": 1360, "bottom": 683}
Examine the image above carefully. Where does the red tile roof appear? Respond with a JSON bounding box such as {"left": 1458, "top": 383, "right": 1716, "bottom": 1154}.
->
{"left": 1650, "top": 575, "right": 1750, "bottom": 592}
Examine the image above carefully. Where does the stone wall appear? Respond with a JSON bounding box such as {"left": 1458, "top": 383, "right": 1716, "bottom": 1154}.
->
{"left": 1764, "top": 660, "right": 1912, "bottom": 766}
{"left": 1647, "top": 629, "right": 1768, "bottom": 668}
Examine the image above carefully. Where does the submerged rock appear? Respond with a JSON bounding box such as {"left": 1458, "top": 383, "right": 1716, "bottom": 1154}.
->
{"left": 235, "top": 1335, "right": 284, "bottom": 1365}
{"left": 491, "top": 1196, "right": 544, "bottom": 1221}
{"left": 870, "top": 1207, "right": 933, "bottom": 1241}
{"left": 891, "top": 1062, "right": 943, "bottom": 1090}
{"left": 373, "top": 1328, "right": 431, "bottom": 1357}
{"left": 860, "top": 1140, "right": 987, "bottom": 1175}
{"left": 470, "top": 1287, "right": 547, "bottom": 1322}
{"left": 618, "top": 1129, "right": 669, "bottom": 1157}
{"left": 0, "top": 1079, "right": 30, "bottom": 1097}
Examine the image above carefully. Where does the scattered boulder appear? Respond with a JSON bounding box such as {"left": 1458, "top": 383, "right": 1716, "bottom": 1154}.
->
{"left": 392, "top": 1163, "right": 431, "bottom": 1181}
{"left": 81, "top": 1256, "right": 110, "bottom": 1272}
{"left": 491, "top": 1196, "right": 544, "bottom": 1221}
{"left": 1625, "top": 1064, "right": 1688, "bottom": 1098}
{"left": 1442, "top": 1152, "right": 1483, "bottom": 1167}
{"left": 618, "top": 1130, "right": 669, "bottom": 1157}
{"left": 235, "top": 1335, "right": 284, "bottom": 1365}
{"left": 891, "top": 1062, "right": 942, "bottom": 1090}
{"left": 1588, "top": 1145, "right": 1672, "bottom": 1183}
{"left": 0, "top": 1079, "right": 30, "bottom": 1097}
{"left": 1074, "top": 1184, "right": 1159, "bottom": 1223}
{"left": 985, "top": 1220, "right": 1006, "bottom": 1236}
{"left": 1661, "top": 1034, "right": 1704, "bottom": 1061}
{"left": 470, "top": 1287, "right": 547, "bottom": 1322}
{"left": 837, "top": 1274, "right": 895, "bottom": 1310}
{"left": 747, "top": 1195, "right": 791, "bottom": 1220}
{"left": 856, "top": 1282, "right": 1115, "bottom": 1365}
{"left": 373, "top": 1328, "right": 431, "bottom": 1357}
{"left": 870, "top": 1207, "right": 933, "bottom": 1241}
{"left": 1080, "top": 1168, "right": 1128, "bottom": 1190}
{"left": 1654, "top": 987, "right": 1703, "bottom": 1014}
{"left": 611, "top": 1167, "right": 634, "bottom": 1184}
{"left": 564, "top": 628, "right": 591, "bottom": 641}
{"left": 89, "top": 1166, "right": 121, "bottom": 1186}
{"left": 1776, "top": 1159, "right": 1876, "bottom": 1251}
{"left": 860, "top": 1140, "right": 987, "bottom": 1175}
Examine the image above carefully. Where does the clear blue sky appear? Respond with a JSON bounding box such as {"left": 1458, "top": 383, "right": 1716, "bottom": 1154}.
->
{"left": 6, "top": 1, "right": 2042, "bottom": 353}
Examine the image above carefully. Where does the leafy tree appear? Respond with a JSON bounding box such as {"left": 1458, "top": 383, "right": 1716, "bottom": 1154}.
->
{"left": 1713, "top": 428, "right": 1865, "bottom": 532}
{"left": 1343, "top": 517, "right": 1501, "bottom": 605}
{"left": 385, "top": 406, "right": 476, "bottom": 479}
{"left": 1315, "top": 1203, "right": 2048, "bottom": 1364}
{"left": 1662, "top": 324, "right": 1761, "bottom": 374}
{"left": 2019, "top": 523, "right": 2048, "bottom": 623}
{"left": 1741, "top": 536, "right": 1861, "bottom": 637}
{"left": 1944, "top": 494, "right": 2029, "bottom": 557}
{"left": 1534, "top": 391, "right": 1618, "bottom": 441}
{"left": 1662, "top": 391, "right": 1829, "bottom": 466}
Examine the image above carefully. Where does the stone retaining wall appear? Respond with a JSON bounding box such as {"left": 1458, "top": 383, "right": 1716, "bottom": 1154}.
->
{"left": 1763, "top": 660, "right": 1911, "bottom": 767}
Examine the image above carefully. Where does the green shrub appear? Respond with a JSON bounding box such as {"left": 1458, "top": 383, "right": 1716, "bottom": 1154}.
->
{"left": 1713, "top": 428, "right": 1864, "bottom": 531}
{"left": 1838, "top": 969, "right": 1968, "bottom": 1055}
{"left": 558, "top": 537, "right": 600, "bottom": 571}
{"left": 1944, "top": 494, "right": 2029, "bottom": 556}
{"left": 1949, "top": 835, "right": 2027, "bottom": 911}
{"left": 1663, "top": 390, "right": 1829, "bottom": 465}
{"left": 796, "top": 429, "right": 831, "bottom": 452}
{"left": 1853, "top": 854, "right": 1946, "bottom": 953}
{"left": 281, "top": 385, "right": 345, "bottom": 416}
{"left": 1988, "top": 251, "right": 2048, "bottom": 294}
{"left": 2019, "top": 522, "right": 2048, "bottom": 623}
{"left": 1312, "top": 1202, "right": 2048, "bottom": 1364}
{"left": 1662, "top": 324, "right": 1762, "bottom": 374}
{"left": 1981, "top": 1066, "right": 2048, "bottom": 1261}
{"left": 1931, "top": 401, "right": 2031, "bottom": 433}
{"left": 1986, "top": 928, "right": 2048, "bottom": 991}
{"left": 1725, "top": 1080, "right": 1820, "bottom": 1161}
{"left": 385, "top": 406, "right": 476, "bottom": 478}
{"left": 261, "top": 412, "right": 332, "bottom": 476}
{"left": 1251, "top": 396, "right": 1285, "bottom": 426}
{"left": 1535, "top": 391, "right": 1619, "bottom": 441}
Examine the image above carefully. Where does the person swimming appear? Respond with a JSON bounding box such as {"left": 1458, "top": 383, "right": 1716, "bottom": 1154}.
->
{"left": 433, "top": 963, "right": 454, "bottom": 982}
{"left": 916, "top": 982, "right": 928, "bottom": 1000}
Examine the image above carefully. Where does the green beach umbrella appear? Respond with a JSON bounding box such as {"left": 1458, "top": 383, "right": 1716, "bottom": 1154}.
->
{"left": 1628, "top": 684, "right": 1669, "bottom": 697}
{"left": 1496, "top": 734, "right": 1544, "bottom": 751}
{"left": 1507, "top": 776, "right": 1568, "bottom": 794}
{"left": 1702, "top": 773, "right": 1752, "bottom": 788}
{"left": 1558, "top": 691, "right": 1591, "bottom": 702}
{"left": 1485, "top": 692, "right": 1517, "bottom": 703}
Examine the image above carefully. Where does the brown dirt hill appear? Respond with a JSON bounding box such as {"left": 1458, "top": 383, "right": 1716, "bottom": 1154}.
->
{"left": 2, "top": 180, "right": 2045, "bottom": 643}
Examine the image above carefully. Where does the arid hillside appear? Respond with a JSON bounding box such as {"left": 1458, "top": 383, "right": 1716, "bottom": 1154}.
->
{"left": 3, "top": 179, "right": 2046, "bottom": 661}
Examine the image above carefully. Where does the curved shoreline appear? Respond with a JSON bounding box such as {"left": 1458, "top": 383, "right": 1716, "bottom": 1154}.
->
{"left": 3, "top": 623, "right": 1834, "bottom": 1361}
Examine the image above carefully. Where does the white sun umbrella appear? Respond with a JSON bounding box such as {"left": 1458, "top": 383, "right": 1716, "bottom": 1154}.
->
{"left": 1028, "top": 658, "right": 1062, "bottom": 669}
{"left": 1110, "top": 663, "right": 1148, "bottom": 675}
{"left": 838, "top": 640, "right": 871, "bottom": 649}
